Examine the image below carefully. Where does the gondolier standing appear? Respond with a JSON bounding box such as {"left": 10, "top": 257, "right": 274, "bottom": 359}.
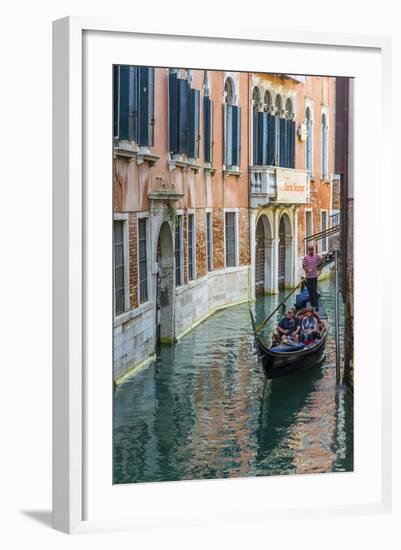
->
{"left": 302, "top": 244, "right": 322, "bottom": 310}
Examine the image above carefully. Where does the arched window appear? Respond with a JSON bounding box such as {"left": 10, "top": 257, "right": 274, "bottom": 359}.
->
{"left": 224, "top": 77, "right": 234, "bottom": 105}
{"left": 223, "top": 77, "right": 240, "bottom": 168}
{"left": 252, "top": 87, "right": 262, "bottom": 165}
{"left": 203, "top": 70, "right": 210, "bottom": 95}
{"left": 264, "top": 90, "right": 272, "bottom": 112}
{"left": 274, "top": 95, "right": 283, "bottom": 165}
{"left": 203, "top": 71, "right": 213, "bottom": 163}
{"left": 305, "top": 106, "right": 313, "bottom": 173}
{"left": 282, "top": 98, "right": 295, "bottom": 168}
{"left": 321, "top": 113, "right": 328, "bottom": 179}
{"left": 275, "top": 94, "right": 283, "bottom": 115}
{"left": 285, "top": 98, "right": 293, "bottom": 119}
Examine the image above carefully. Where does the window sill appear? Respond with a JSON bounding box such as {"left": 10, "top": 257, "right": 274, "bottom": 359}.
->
{"left": 168, "top": 157, "right": 201, "bottom": 172}
{"left": 204, "top": 163, "right": 217, "bottom": 176}
{"left": 114, "top": 143, "right": 160, "bottom": 166}
{"left": 223, "top": 167, "right": 242, "bottom": 177}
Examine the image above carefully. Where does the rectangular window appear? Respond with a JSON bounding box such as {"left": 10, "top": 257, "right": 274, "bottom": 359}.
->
{"left": 305, "top": 211, "right": 313, "bottom": 253}
{"left": 321, "top": 211, "right": 328, "bottom": 252}
{"left": 188, "top": 214, "right": 195, "bottom": 281}
{"left": 113, "top": 65, "right": 154, "bottom": 146}
{"left": 138, "top": 218, "right": 148, "bottom": 303}
{"left": 113, "top": 220, "right": 125, "bottom": 315}
{"left": 224, "top": 104, "right": 241, "bottom": 168}
{"left": 305, "top": 211, "right": 313, "bottom": 237}
{"left": 175, "top": 216, "right": 182, "bottom": 286}
{"left": 203, "top": 95, "right": 214, "bottom": 163}
{"left": 206, "top": 212, "right": 212, "bottom": 272}
{"left": 225, "top": 212, "right": 237, "bottom": 268}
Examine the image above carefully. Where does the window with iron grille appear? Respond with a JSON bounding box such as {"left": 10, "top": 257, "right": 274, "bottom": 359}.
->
{"left": 138, "top": 218, "right": 148, "bottom": 303}
{"left": 206, "top": 212, "right": 212, "bottom": 272}
{"left": 175, "top": 216, "right": 182, "bottom": 286}
{"left": 113, "top": 220, "right": 125, "bottom": 315}
{"left": 225, "top": 212, "right": 237, "bottom": 268}
{"left": 188, "top": 214, "right": 195, "bottom": 281}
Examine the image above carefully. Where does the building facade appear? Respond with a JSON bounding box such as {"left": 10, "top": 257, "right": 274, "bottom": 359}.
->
{"left": 113, "top": 67, "right": 251, "bottom": 382}
{"left": 249, "top": 73, "right": 336, "bottom": 298}
{"left": 113, "top": 67, "right": 337, "bottom": 382}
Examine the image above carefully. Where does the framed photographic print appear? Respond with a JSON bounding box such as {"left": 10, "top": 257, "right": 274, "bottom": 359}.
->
{"left": 52, "top": 17, "right": 392, "bottom": 533}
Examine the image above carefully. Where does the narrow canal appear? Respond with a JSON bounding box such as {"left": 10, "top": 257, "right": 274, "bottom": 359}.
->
{"left": 113, "top": 277, "right": 353, "bottom": 484}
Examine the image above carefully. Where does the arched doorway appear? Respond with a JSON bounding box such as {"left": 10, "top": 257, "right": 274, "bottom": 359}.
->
{"left": 156, "top": 222, "right": 175, "bottom": 344}
{"left": 255, "top": 215, "right": 273, "bottom": 295}
{"left": 278, "top": 213, "right": 293, "bottom": 291}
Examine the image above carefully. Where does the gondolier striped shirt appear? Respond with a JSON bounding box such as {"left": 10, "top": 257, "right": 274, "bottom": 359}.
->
{"left": 302, "top": 254, "right": 322, "bottom": 278}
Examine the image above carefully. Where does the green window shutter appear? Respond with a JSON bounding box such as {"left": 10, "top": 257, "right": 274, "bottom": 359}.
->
{"left": 118, "top": 65, "right": 130, "bottom": 140}
{"left": 188, "top": 88, "right": 200, "bottom": 158}
{"left": 231, "top": 105, "right": 241, "bottom": 166}
{"left": 279, "top": 117, "right": 287, "bottom": 167}
{"left": 168, "top": 71, "right": 179, "bottom": 153}
{"left": 223, "top": 103, "right": 233, "bottom": 166}
{"left": 178, "top": 78, "right": 190, "bottom": 154}
{"left": 138, "top": 66, "right": 152, "bottom": 146}
{"left": 203, "top": 95, "right": 211, "bottom": 162}
{"left": 267, "top": 114, "right": 277, "bottom": 166}
{"left": 113, "top": 66, "right": 119, "bottom": 138}
{"left": 253, "top": 109, "right": 258, "bottom": 165}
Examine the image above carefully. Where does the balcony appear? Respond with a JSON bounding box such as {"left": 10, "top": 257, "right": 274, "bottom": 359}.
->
{"left": 250, "top": 165, "right": 308, "bottom": 209}
{"left": 249, "top": 166, "right": 276, "bottom": 208}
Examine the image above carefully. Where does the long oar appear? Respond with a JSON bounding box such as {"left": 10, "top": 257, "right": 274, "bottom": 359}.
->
{"left": 255, "top": 278, "right": 304, "bottom": 334}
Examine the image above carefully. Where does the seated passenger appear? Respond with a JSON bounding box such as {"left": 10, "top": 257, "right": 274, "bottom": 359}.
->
{"left": 301, "top": 307, "right": 320, "bottom": 343}
{"left": 273, "top": 307, "right": 301, "bottom": 344}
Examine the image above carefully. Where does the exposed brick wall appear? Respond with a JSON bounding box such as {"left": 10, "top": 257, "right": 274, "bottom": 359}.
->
{"left": 195, "top": 208, "right": 207, "bottom": 278}
{"left": 128, "top": 213, "right": 138, "bottom": 308}
{"left": 212, "top": 208, "right": 225, "bottom": 270}
{"left": 238, "top": 208, "right": 250, "bottom": 266}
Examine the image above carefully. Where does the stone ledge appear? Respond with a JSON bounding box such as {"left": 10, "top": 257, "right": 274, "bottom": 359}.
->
{"left": 168, "top": 157, "right": 201, "bottom": 172}
{"left": 175, "top": 265, "right": 250, "bottom": 296}
{"left": 223, "top": 168, "right": 243, "bottom": 177}
{"left": 114, "top": 300, "right": 154, "bottom": 328}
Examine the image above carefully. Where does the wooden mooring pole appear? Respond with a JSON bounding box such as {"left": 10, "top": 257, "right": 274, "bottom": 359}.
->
{"left": 334, "top": 249, "right": 341, "bottom": 384}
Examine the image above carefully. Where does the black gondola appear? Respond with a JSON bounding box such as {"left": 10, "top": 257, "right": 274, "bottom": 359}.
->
{"left": 250, "top": 298, "right": 329, "bottom": 379}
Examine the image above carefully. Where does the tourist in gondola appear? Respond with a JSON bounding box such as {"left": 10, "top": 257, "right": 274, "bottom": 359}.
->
{"left": 302, "top": 244, "right": 322, "bottom": 310}
{"left": 301, "top": 307, "right": 320, "bottom": 344}
{"left": 273, "top": 307, "right": 301, "bottom": 344}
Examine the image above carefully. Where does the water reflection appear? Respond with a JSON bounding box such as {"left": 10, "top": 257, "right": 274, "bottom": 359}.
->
{"left": 113, "top": 278, "right": 353, "bottom": 484}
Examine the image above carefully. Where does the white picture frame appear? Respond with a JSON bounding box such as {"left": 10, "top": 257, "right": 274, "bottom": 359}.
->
{"left": 52, "top": 16, "right": 392, "bottom": 534}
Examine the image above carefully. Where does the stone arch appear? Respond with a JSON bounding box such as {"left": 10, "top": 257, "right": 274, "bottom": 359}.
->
{"left": 264, "top": 89, "right": 272, "bottom": 112}
{"left": 224, "top": 76, "right": 235, "bottom": 105}
{"left": 255, "top": 213, "right": 274, "bottom": 294}
{"left": 285, "top": 97, "right": 294, "bottom": 119}
{"left": 156, "top": 221, "right": 175, "bottom": 344}
{"left": 275, "top": 93, "right": 283, "bottom": 116}
{"left": 252, "top": 86, "right": 262, "bottom": 110}
{"left": 278, "top": 212, "right": 294, "bottom": 290}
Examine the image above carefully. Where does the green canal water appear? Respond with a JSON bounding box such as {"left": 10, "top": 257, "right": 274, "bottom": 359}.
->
{"left": 113, "top": 278, "right": 353, "bottom": 484}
